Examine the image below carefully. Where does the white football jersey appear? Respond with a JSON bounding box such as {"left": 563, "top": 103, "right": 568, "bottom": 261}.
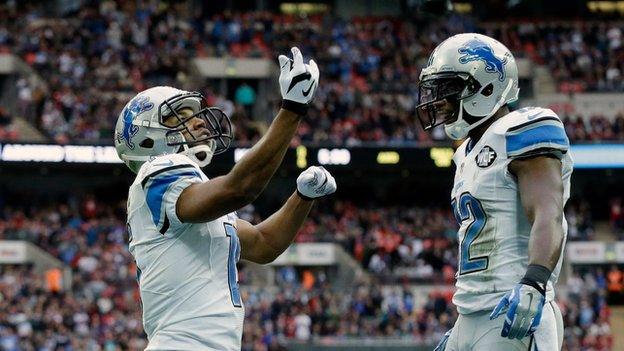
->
{"left": 126, "top": 153, "right": 244, "bottom": 350}
{"left": 450, "top": 107, "right": 573, "bottom": 315}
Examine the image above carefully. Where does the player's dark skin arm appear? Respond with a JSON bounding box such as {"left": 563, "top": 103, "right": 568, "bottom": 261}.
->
{"left": 176, "top": 109, "right": 301, "bottom": 223}
{"left": 509, "top": 156, "right": 565, "bottom": 271}
{"left": 237, "top": 192, "right": 314, "bottom": 264}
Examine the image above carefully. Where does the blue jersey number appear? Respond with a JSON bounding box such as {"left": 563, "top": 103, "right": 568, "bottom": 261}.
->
{"left": 224, "top": 223, "right": 242, "bottom": 307}
{"left": 452, "top": 192, "right": 489, "bottom": 275}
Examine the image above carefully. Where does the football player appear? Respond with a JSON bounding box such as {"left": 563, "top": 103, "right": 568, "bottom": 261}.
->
{"left": 419, "top": 34, "right": 572, "bottom": 350}
{"left": 114, "top": 47, "right": 337, "bottom": 350}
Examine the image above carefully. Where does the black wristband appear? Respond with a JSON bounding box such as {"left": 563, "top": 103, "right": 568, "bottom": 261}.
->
{"left": 281, "top": 99, "right": 309, "bottom": 116}
{"left": 520, "top": 264, "right": 551, "bottom": 296}
{"left": 296, "top": 190, "right": 315, "bottom": 201}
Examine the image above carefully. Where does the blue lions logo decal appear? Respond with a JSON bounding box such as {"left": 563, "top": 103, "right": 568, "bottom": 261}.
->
{"left": 458, "top": 39, "right": 508, "bottom": 81}
{"left": 120, "top": 96, "right": 153, "bottom": 149}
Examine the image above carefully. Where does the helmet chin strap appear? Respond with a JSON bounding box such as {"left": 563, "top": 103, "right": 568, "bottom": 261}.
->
{"left": 171, "top": 129, "right": 217, "bottom": 168}
{"left": 121, "top": 154, "right": 152, "bottom": 162}
{"left": 121, "top": 142, "right": 216, "bottom": 169}
{"left": 444, "top": 80, "right": 514, "bottom": 140}
{"left": 180, "top": 142, "right": 215, "bottom": 168}
{"left": 444, "top": 100, "right": 470, "bottom": 140}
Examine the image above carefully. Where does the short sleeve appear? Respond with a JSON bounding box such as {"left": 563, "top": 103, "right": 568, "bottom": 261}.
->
{"left": 505, "top": 116, "right": 570, "bottom": 160}
{"left": 139, "top": 154, "right": 203, "bottom": 233}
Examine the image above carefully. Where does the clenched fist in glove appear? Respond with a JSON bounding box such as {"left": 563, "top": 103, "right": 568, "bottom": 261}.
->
{"left": 278, "top": 47, "right": 319, "bottom": 116}
{"left": 296, "top": 166, "right": 336, "bottom": 200}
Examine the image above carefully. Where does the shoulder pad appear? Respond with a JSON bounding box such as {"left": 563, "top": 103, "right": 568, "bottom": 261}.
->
{"left": 495, "top": 107, "right": 569, "bottom": 159}
{"left": 137, "top": 154, "right": 203, "bottom": 232}
{"left": 138, "top": 154, "right": 198, "bottom": 180}
{"left": 137, "top": 153, "right": 203, "bottom": 188}
{"left": 492, "top": 107, "right": 559, "bottom": 135}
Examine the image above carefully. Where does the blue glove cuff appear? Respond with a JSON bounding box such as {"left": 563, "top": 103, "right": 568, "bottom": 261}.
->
{"left": 520, "top": 264, "right": 551, "bottom": 296}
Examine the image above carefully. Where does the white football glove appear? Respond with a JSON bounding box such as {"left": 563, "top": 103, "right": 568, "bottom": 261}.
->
{"left": 490, "top": 264, "right": 550, "bottom": 340}
{"left": 490, "top": 283, "right": 545, "bottom": 339}
{"left": 296, "top": 166, "right": 336, "bottom": 200}
{"left": 278, "top": 47, "right": 319, "bottom": 115}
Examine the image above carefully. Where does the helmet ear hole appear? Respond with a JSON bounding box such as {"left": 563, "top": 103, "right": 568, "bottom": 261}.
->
{"left": 481, "top": 84, "right": 494, "bottom": 97}
{"left": 140, "top": 138, "right": 154, "bottom": 148}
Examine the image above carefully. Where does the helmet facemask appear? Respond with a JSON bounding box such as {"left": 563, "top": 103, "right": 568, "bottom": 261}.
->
{"left": 159, "top": 92, "right": 233, "bottom": 167}
{"left": 416, "top": 72, "right": 481, "bottom": 133}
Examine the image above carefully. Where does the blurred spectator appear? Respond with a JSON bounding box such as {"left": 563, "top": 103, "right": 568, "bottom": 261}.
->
{"left": 607, "top": 266, "right": 623, "bottom": 304}
{"left": 0, "top": 107, "right": 19, "bottom": 141}
{"left": 566, "top": 200, "right": 594, "bottom": 241}
{"left": 235, "top": 83, "right": 257, "bottom": 119}
{"left": 610, "top": 198, "right": 624, "bottom": 239}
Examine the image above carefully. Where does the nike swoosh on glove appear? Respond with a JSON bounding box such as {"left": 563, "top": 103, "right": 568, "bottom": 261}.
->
{"left": 489, "top": 283, "right": 545, "bottom": 340}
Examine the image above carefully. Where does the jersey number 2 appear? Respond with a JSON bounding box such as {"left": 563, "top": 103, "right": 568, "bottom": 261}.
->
{"left": 224, "top": 223, "right": 242, "bottom": 307}
{"left": 452, "top": 192, "right": 489, "bottom": 275}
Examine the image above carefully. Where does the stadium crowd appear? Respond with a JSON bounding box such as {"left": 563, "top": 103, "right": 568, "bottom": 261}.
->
{"left": 0, "top": 194, "right": 609, "bottom": 349}
{"left": 241, "top": 266, "right": 618, "bottom": 351}
{"left": 563, "top": 114, "right": 624, "bottom": 142}
{"left": 563, "top": 267, "right": 615, "bottom": 351}
{"left": 3, "top": 3, "right": 624, "bottom": 145}
{"left": 287, "top": 201, "right": 459, "bottom": 284}
{"left": 242, "top": 275, "right": 456, "bottom": 350}
{"left": 255, "top": 198, "right": 593, "bottom": 282}
{"left": 0, "top": 1, "right": 621, "bottom": 351}
{"left": 0, "top": 263, "right": 616, "bottom": 351}
{"left": 0, "top": 198, "right": 145, "bottom": 350}
{"left": 0, "top": 197, "right": 458, "bottom": 349}
{"left": 485, "top": 22, "right": 624, "bottom": 93}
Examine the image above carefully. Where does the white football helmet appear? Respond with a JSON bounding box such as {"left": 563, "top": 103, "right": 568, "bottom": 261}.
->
{"left": 114, "top": 86, "right": 232, "bottom": 173}
{"left": 416, "top": 33, "right": 519, "bottom": 140}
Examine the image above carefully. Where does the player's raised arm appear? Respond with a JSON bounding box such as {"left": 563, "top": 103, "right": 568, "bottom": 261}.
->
{"left": 236, "top": 166, "right": 337, "bottom": 264}
{"left": 176, "top": 47, "right": 320, "bottom": 223}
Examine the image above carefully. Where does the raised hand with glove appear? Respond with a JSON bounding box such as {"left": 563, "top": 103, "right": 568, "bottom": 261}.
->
{"left": 278, "top": 47, "right": 319, "bottom": 116}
